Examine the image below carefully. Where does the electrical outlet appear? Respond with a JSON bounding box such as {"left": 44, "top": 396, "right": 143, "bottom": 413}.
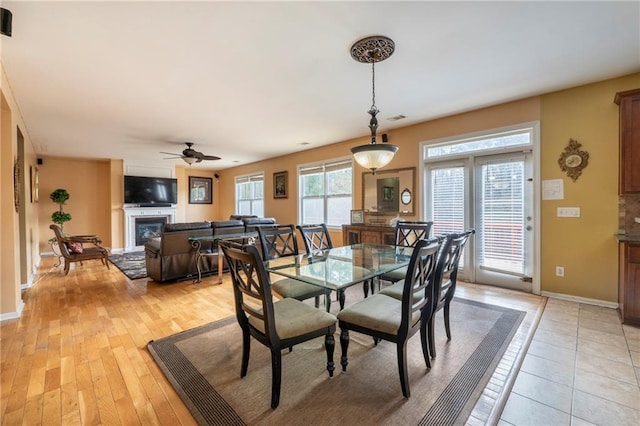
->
{"left": 556, "top": 266, "right": 565, "bottom": 277}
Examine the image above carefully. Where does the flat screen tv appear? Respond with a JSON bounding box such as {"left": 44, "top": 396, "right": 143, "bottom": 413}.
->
{"left": 124, "top": 175, "right": 178, "bottom": 205}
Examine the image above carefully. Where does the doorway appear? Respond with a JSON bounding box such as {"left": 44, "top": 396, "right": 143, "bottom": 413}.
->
{"left": 423, "top": 123, "right": 539, "bottom": 293}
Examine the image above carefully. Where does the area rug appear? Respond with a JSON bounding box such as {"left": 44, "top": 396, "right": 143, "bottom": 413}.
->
{"left": 148, "top": 298, "right": 524, "bottom": 426}
{"left": 107, "top": 251, "right": 147, "bottom": 280}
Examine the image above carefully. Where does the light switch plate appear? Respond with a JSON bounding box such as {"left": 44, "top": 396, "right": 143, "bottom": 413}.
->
{"left": 557, "top": 207, "right": 581, "bottom": 217}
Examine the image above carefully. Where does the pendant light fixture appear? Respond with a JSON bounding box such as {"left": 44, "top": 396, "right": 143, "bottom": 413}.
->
{"left": 350, "top": 35, "right": 398, "bottom": 174}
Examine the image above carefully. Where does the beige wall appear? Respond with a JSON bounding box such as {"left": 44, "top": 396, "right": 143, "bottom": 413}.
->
{"left": 37, "top": 157, "right": 112, "bottom": 251}
{"left": 1, "top": 63, "right": 40, "bottom": 317}
{"left": 3, "top": 64, "right": 640, "bottom": 317}
{"left": 540, "top": 73, "right": 640, "bottom": 301}
{"left": 217, "top": 97, "right": 541, "bottom": 250}
{"left": 218, "top": 75, "right": 640, "bottom": 303}
{"left": 175, "top": 166, "right": 219, "bottom": 223}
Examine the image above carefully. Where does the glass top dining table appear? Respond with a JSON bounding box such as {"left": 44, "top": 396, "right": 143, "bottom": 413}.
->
{"left": 264, "top": 243, "right": 414, "bottom": 293}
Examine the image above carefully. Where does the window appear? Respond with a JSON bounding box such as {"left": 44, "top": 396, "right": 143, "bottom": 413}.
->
{"left": 425, "top": 128, "right": 532, "bottom": 160}
{"left": 235, "top": 173, "right": 264, "bottom": 217}
{"left": 299, "top": 158, "right": 352, "bottom": 227}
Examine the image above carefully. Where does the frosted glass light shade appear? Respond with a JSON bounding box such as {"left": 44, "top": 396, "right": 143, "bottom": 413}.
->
{"left": 183, "top": 157, "right": 197, "bottom": 164}
{"left": 351, "top": 143, "right": 399, "bottom": 172}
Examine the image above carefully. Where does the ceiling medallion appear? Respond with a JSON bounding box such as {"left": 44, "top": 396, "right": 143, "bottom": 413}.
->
{"left": 350, "top": 36, "right": 395, "bottom": 63}
{"left": 558, "top": 138, "right": 589, "bottom": 182}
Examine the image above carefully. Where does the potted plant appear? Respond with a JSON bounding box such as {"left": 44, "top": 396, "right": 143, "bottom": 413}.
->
{"left": 50, "top": 188, "right": 72, "bottom": 228}
{"left": 48, "top": 189, "right": 72, "bottom": 252}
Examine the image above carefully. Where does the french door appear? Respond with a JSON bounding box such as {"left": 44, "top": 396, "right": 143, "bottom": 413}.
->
{"left": 426, "top": 152, "right": 533, "bottom": 292}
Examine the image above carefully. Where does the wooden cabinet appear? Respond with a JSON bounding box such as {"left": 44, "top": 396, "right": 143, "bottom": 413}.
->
{"left": 615, "top": 89, "right": 640, "bottom": 194}
{"left": 342, "top": 224, "right": 396, "bottom": 246}
{"left": 619, "top": 243, "right": 640, "bottom": 326}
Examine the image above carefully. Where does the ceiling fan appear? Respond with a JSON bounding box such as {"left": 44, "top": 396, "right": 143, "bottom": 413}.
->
{"left": 161, "top": 142, "right": 221, "bottom": 165}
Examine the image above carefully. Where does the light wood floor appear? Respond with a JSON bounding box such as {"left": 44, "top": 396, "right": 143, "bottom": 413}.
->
{"left": 1, "top": 257, "right": 545, "bottom": 425}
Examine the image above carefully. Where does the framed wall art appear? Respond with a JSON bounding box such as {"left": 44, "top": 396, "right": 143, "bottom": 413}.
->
{"left": 350, "top": 210, "right": 364, "bottom": 224}
{"left": 30, "top": 165, "right": 39, "bottom": 203}
{"left": 189, "top": 176, "right": 213, "bottom": 204}
{"left": 274, "top": 171, "right": 288, "bottom": 199}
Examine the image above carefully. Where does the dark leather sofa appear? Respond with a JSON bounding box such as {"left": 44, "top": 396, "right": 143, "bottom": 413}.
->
{"left": 144, "top": 216, "right": 276, "bottom": 282}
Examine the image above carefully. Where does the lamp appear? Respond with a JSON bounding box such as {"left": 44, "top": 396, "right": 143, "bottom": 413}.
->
{"left": 182, "top": 156, "right": 197, "bottom": 165}
{"left": 350, "top": 36, "right": 399, "bottom": 174}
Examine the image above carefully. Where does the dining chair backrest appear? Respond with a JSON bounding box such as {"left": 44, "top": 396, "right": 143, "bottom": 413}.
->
{"left": 433, "top": 229, "right": 475, "bottom": 311}
{"left": 395, "top": 221, "right": 434, "bottom": 248}
{"left": 400, "top": 238, "right": 442, "bottom": 330}
{"left": 257, "top": 224, "right": 300, "bottom": 260}
{"left": 219, "top": 240, "right": 279, "bottom": 342}
{"left": 297, "top": 223, "right": 333, "bottom": 253}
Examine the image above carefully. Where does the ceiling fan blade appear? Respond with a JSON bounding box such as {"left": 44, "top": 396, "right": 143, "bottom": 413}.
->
{"left": 162, "top": 156, "right": 182, "bottom": 160}
{"left": 201, "top": 155, "right": 221, "bottom": 160}
{"left": 160, "top": 151, "right": 181, "bottom": 156}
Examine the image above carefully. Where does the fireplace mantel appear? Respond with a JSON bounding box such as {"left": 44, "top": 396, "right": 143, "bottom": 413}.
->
{"left": 123, "top": 205, "right": 176, "bottom": 251}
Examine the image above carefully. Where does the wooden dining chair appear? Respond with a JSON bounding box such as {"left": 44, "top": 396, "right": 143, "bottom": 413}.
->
{"left": 296, "top": 223, "right": 372, "bottom": 310}
{"left": 336, "top": 238, "right": 442, "bottom": 398}
{"left": 219, "top": 240, "right": 337, "bottom": 409}
{"left": 379, "top": 221, "right": 434, "bottom": 286}
{"left": 257, "top": 225, "right": 326, "bottom": 307}
{"left": 428, "top": 229, "right": 475, "bottom": 359}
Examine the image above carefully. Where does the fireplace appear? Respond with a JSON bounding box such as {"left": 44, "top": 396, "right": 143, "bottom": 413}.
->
{"left": 135, "top": 217, "right": 166, "bottom": 246}
{"left": 123, "top": 206, "right": 176, "bottom": 251}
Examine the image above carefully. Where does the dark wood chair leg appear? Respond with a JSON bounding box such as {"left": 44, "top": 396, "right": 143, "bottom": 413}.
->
{"left": 241, "top": 329, "right": 251, "bottom": 377}
{"left": 338, "top": 290, "right": 345, "bottom": 310}
{"left": 397, "top": 342, "right": 410, "bottom": 398}
{"left": 270, "top": 348, "right": 282, "bottom": 409}
{"left": 314, "top": 295, "right": 320, "bottom": 308}
{"left": 362, "top": 282, "right": 369, "bottom": 297}
{"left": 420, "top": 322, "right": 431, "bottom": 369}
{"left": 339, "top": 328, "right": 349, "bottom": 371}
{"left": 428, "top": 317, "right": 437, "bottom": 359}
{"left": 444, "top": 303, "right": 452, "bottom": 340}
{"left": 325, "top": 331, "right": 335, "bottom": 377}
{"left": 63, "top": 261, "right": 70, "bottom": 275}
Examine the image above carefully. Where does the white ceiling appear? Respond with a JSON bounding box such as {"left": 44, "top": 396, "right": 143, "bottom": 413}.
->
{"left": 2, "top": 1, "right": 639, "bottom": 170}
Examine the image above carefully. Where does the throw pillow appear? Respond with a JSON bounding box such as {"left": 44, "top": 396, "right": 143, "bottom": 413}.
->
{"left": 66, "top": 241, "right": 83, "bottom": 254}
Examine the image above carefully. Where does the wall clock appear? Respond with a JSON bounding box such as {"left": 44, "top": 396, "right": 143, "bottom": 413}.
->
{"left": 558, "top": 138, "right": 589, "bottom": 182}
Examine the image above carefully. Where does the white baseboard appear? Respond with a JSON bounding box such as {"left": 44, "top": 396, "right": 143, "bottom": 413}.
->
{"left": 20, "top": 255, "right": 43, "bottom": 291}
{"left": 541, "top": 291, "right": 618, "bottom": 309}
{"left": 0, "top": 300, "right": 25, "bottom": 322}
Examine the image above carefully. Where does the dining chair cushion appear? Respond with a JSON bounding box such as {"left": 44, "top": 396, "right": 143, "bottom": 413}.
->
{"left": 378, "top": 279, "right": 428, "bottom": 304}
{"left": 271, "top": 278, "right": 325, "bottom": 300}
{"left": 336, "top": 294, "right": 421, "bottom": 336}
{"left": 381, "top": 266, "right": 407, "bottom": 282}
{"left": 248, "top": 297, "right": 337, "bottom": 340}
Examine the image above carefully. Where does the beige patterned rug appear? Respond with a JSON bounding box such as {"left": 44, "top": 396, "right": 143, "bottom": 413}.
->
{"left": 148, "top": 298, "right": 524, "bottom": 426}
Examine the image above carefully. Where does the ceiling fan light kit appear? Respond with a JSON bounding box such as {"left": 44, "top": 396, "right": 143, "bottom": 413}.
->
{"left": 160, "top": 142, "right": 220, "bottom": 165}
{"left": 349, "top": 35, "right": 399, "bottom": 174}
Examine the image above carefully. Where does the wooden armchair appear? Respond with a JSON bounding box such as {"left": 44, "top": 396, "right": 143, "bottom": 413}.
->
{"left": 49, "top": 224, "right": 110, "bottom": 275}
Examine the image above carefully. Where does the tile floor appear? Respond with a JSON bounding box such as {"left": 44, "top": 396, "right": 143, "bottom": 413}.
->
{"left": 499, "top": 298, "right": 640, "bottom": 426}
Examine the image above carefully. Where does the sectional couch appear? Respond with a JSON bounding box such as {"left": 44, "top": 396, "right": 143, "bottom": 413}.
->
{"left": 144, "top": 216, "right": 276, "bottom": 282}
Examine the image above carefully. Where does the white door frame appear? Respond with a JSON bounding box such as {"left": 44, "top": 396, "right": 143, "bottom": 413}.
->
{"left": 419, "top": 121, "right": 541, "bottom": 295}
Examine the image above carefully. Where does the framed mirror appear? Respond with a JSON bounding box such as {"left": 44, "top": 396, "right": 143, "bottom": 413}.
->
{"left": 362, "top": 167, "right": 415, "bottom": 214}
{"left": 401, "top": 188, "right": 412, "bottom": 205}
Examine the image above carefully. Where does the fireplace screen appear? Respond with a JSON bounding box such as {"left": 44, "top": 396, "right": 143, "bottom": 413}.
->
{"left": 135, "top": 217, "right": 167, "bottom": 246}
